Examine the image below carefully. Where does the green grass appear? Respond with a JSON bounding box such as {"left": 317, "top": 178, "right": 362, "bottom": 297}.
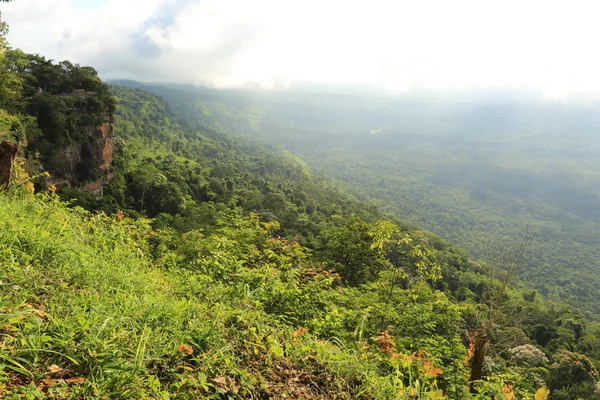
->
{"left": 1, "top": 183, "right": 565, "bottom": 399}
{"left": 0, "top": 191, "right": 423, "bottom": 399}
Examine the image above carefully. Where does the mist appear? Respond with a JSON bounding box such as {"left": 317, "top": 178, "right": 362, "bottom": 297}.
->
{"left": 4, "top": 0, "right": 600, "bottom": 96}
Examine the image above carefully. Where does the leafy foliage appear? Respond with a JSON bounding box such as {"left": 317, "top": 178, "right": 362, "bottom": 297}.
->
{"left": 130, "top": 82, "right": 600, "bottom": 316}
{"left": 0, "top": 45, "right": 115, "bottom": 173}
{"left": 2, "top": 23, "right": 599, "bottom": 395}
{"left": 98, "top": 81, "right": 600, "bottom": 399}
{"left": 0, "top": 191, "right": 460, "bottom": 398}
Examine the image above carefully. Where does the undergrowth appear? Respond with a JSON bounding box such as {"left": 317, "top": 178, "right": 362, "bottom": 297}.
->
{"left": 0, "top": 190, "right": 550, "bottom": 399}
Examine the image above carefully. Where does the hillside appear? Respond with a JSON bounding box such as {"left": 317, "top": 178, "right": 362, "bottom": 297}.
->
{"left": 2, "top": 42, "right": 600, "bottom": 400}
{"left": 1, "top": 128, "right": 594, "bottom": 399}
{"left": 120, "top": 82, "right": 600, "bottom": 316}
{"left": 0, "top": 189, "right": 463, "bottom": 399}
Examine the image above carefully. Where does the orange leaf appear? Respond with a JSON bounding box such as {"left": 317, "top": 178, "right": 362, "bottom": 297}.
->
{"left": 41, "top": 378, "right": 56, "bottom": 387}
{"left": 292, "top": 327, "right": 307, "bottom": 338}
{"left": 502, "top": 384, "right": 515, "bottom": 400}
{"left": 177, "top": 344, "right": 193, "bottom": 355}
{"left": 425, "top": 366, "right": 443, "bottom": 378}
{"left": 67, "top": 377, "right": 86, "bottom": 384}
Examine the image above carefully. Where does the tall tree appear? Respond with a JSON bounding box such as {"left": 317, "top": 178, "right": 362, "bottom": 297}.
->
{"left": 468, "top": 227, "right": 535, "bottom": 391}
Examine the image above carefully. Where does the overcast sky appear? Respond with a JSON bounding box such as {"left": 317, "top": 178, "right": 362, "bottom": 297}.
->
{"left": 2, "top": 0, "right": 600, "bottom": 95}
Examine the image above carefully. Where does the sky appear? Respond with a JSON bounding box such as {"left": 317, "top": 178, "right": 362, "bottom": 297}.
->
{"left": 2, "top": 0, "right": 600, "bottom": 95}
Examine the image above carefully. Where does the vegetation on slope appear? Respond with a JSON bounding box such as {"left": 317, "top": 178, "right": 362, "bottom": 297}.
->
{"left": 2, "top": 183, "right": 591, "bottom": 399}
{"left": 2, "top": 23, "right": 600, "bottom": 399}
{"left": 31, "top": 85, "right": 600, "bottom": 399}
{"left": 124, "top": 82, "right": 600, "bottom": 316}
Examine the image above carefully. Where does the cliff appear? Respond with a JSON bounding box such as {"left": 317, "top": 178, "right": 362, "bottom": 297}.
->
{"left": 47, "top": 112, "right": 114, "bottom": 196}
{"left": 0, "top": 141, "right": 18, "bottom": 191}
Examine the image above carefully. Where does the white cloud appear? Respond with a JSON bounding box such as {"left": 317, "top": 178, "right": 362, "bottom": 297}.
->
{"left": 3, "top": 0, "right": 600, "bottom": 94}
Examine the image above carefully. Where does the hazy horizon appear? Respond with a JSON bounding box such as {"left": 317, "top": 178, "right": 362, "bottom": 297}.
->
{"left": 3, "top": 0, "right": 600, "bottom": 98}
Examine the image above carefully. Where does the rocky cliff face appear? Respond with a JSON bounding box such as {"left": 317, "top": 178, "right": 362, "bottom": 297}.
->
{"left": 48, "top": 113, "right": 114, "bottom": 196}
{"left": 0, "top": 141, "right": 18, "bottom": 191}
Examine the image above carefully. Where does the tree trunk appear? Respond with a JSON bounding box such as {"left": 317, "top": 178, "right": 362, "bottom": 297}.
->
{"left": 0, "top": 141, "right": 18, "bottom": 191}
{"left": 469, "top": 330, "right": 488, "bottom": 392}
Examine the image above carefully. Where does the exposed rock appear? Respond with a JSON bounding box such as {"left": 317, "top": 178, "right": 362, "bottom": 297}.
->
{"left": 47, "top": 113, "right": 114, "bottom": 197}
{"left": 0, "top": 141, "right": 18, "bottom": 191}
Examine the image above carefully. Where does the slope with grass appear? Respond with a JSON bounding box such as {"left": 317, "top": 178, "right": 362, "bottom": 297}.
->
{"left": 2, "top": 52, "right": 600, "bottom": 397}
{"left": 0, "top": 189, "right": 464, "bottom": 398}
{"left": 2, "top": 184, "right": 591, "bottom": 399}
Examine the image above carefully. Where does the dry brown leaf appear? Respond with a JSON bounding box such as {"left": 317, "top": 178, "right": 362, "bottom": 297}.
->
{"left": 211, "top": 376, "right": 227, "bottom": 387}
{"left": 48, "top": 365, "right": 63, "bottom": 374}
{"left": 47, "top": 364, "right": 72, "bottom": 378}
{"left": 66, "top": 377, "right": 85, "bottom": 384}
{"left": 33, "top": 309, "right": 49, "bottom": 320}
{"left": 41, "top": 378, "right": 56, "bottom": 387}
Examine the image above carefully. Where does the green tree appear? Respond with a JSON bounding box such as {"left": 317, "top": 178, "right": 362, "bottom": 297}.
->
{"left": 469, "top": 228, "right": 535, "bottom": 391}
{"left": 550, "top": 350, "right": 599, "bottom": 399}
{"left": 318, "top": 215, "right": 391, "bottom": 286}
{"left": 0, "top": 23, "right": 23, "bottom": 111}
